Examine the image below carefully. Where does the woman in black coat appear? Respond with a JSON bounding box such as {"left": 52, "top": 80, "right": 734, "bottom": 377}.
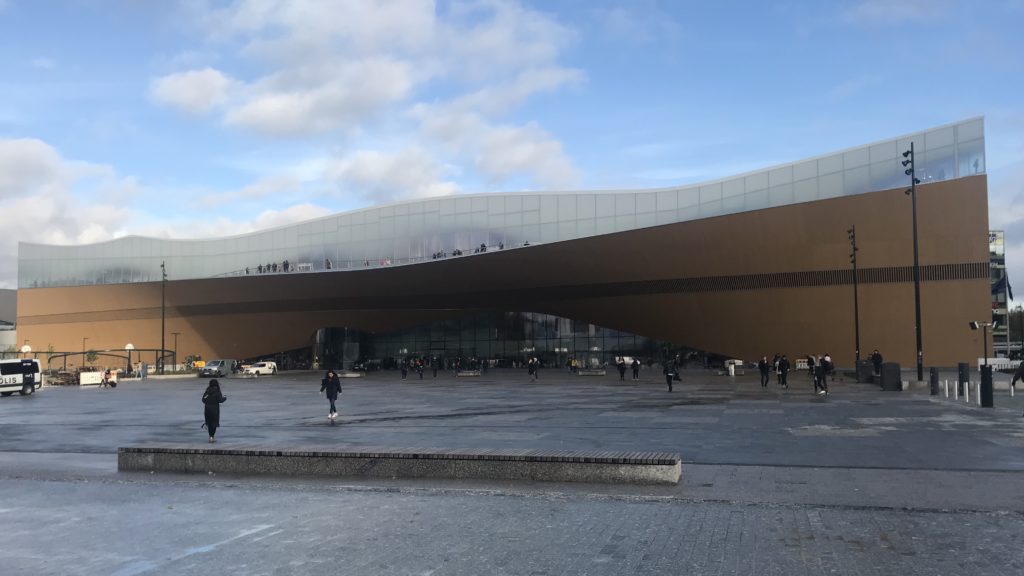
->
{"left": 202, "top": 379, "right": 227, "bottom": 443}
{"left": 320, "top": 369, "right": 342, "bottom": 420}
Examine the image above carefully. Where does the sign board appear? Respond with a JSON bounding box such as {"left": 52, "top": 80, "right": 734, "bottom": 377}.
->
{"left": 79, "top": 371, "right": 103, "bottom": 386}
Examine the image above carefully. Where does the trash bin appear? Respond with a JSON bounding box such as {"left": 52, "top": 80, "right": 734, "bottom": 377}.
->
{"left": 929, "top": 367, "right": 939, "bottom": 396}
{"left": 980, "top": 365, "right": 994, "bottom": 408}
{"left": 957, "top": 362, "right": 970, "bottom": 397}
{"left": 881, "top": 362, "right": 902, "bottom": 391}
{"left": 855, "top": 360, "right": 873, "bottom": 383}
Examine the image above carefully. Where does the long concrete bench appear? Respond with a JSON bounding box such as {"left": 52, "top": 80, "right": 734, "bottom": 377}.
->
{"left": 118, "top": 446, "right": 681, "bottom": 485}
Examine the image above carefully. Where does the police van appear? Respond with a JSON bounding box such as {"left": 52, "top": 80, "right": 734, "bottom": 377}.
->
{"left": 0, "top": 358, "right": 42, "bottom": 397}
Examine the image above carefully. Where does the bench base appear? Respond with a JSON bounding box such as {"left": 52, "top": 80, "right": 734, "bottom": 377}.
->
{"left": 118, "top": 446, "right": 681, "bottom": 485}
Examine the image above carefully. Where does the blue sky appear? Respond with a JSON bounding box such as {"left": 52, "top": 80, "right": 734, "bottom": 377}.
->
{"left": 1, "top": 0, "right": 1023, "bottom": 293}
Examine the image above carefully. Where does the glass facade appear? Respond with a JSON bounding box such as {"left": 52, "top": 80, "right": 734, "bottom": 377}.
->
{"left": 319, "top": 312, "right": 671, "bottom": 371}
{"left": 990, "top": 230, "right": 1009, "bottom": 354}
{"left": 18, "top": 118, "right": 986, "bottom": 288}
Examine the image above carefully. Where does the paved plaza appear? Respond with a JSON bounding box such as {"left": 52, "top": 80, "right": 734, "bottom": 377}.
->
{"left": 2, "top": 368, "right": 1023, "bottom": 575}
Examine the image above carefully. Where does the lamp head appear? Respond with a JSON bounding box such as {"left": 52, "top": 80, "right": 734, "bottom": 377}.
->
{"left": 905, "top": 168, "right": 913, "bottom": 175}
{"left": 903, "top": 150, "right": 912, "bottom": 158}
{"left": 969, "top": 321, "right": 980, "bottom": 330}
{"left": 902, "top": 159, "right": 911, "bottom": 167}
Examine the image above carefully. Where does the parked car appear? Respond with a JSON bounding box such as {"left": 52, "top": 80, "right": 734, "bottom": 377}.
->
{"left": 243, "top": 361, "right": 278, "bottom": 377}
{"left": 199, "top": 359, "right": 235, "bottom": 378}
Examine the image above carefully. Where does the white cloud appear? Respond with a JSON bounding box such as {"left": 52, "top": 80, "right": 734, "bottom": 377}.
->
{"left": 150, "top": 67, "right": 234, "bottom": 114}
{"left": 198, "top": 174, "right": 302, "bottom": 208}
{"left": 829, "top": 74, "right": 883, "bottom": 100}
{"left": 152, "top": 0, "right": 584, "bottom": 194}
{"left": 30, "top": 57, "right": 55, "bottom": 70}
{"left": 842, "top": 0, "right": 953, "bottom": 24}
{"left": 591, "top": 5, "right": 683, "bottom": 44}
{"left": 327, "top": 147, "right": 459, "bottom": 202}
{"left": 0, "top": 138, "right": 136, "bottom": 287}
{"left": 416, "top": 107, "right": 579, "bottom": 189}
{"left": 443, "top": 0, "right": 577, "bottom": 82}
{"left": 223, "top": 58, "right": 414, "bottom": 136}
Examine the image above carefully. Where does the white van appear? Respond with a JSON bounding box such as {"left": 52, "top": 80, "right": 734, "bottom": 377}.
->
{"left": 0, "top": 359, "right": 43, "bottom": 397}
{"left": 243, "top": 361, "right": 278, "bottom": 377}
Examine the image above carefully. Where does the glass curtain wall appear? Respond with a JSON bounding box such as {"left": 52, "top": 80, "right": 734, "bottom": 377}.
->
{"left": 321, "top": 312, "right": 667, "bottom": 371}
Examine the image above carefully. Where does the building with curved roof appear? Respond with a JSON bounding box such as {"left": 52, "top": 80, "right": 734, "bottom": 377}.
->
{"left": 16, "top": 118, "right": 991, "bottom": 371}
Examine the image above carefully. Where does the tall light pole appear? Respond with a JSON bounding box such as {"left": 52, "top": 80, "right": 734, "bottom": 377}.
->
{"left": 1016, "top": 304, "right": 1023, "bottom": 360}
{"left": 171, "top": 332, "right": 180, "bottom": 373}
{"left": 160, "top": 261, "right": 166, "bottom": 375}
{"left": 125, "top": 343, "right": 135, "bottom": 375}
{"left": 848, "top": 226, "right": 861, "bottom": 362}
{"left": 902, "top": 143, "right": 924, "bottom": 381}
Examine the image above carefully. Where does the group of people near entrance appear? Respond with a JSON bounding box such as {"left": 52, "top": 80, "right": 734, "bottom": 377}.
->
{"left": 759, "top": 352, "right": 836, "bottom": 395}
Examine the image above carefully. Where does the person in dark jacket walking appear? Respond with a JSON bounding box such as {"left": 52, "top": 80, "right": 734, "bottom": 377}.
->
{"left": 1011, "top": 362, "right": 1024, "bottom": 416}
{"left": 616, "top": 357, "right": 627, "bottom": 381}
{"left": 779, "top": 355, "right": 790, "bottom": 389}
{"left": 320, "top": 369, "right": 342, "bottom": 420}
{"left": 202, "top": 379, "right": 227, "bottom": 442}
{"left": 758, "top": 356, "right": 770, "bottom": 388}
{"left": 815, "top": 355, "right": 829, "bottom": 395}
{"left": 871, "top": 349, "right": 883, "bottom": 376}
{"left": 631, "top": 358, "right": 641, "bottom": 380}
{"left": 663, "top": 361, "right": 675, "bottom": 392}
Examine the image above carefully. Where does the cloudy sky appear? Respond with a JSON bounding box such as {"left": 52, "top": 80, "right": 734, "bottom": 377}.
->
{"left": 1, "top": 0, "right": 1023, "bottom": 297}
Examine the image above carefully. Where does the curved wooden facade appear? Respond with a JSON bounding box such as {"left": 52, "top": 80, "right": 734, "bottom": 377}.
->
{"left": 17, "top": 176, "right": 990, "bottom": 368}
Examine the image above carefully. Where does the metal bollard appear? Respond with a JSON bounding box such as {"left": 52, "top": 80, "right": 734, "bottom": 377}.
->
{"left": 965, "top": 381, "right": 970, "bottom": 404}
{"left": 944, "top": 379, "right": 949, "bottom": 398}
{"left": 954, "top": 380, "right": 959, "bottom": 399}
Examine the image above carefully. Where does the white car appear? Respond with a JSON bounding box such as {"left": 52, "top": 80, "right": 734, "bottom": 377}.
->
{"left": 243, "top": 361, "right": 278, "bottom": 377}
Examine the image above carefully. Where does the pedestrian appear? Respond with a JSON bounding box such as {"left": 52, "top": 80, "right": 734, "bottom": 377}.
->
{"left": 432, "top": 357, "right": 438, "bottom": 378}
{"left": 1011, "top": 362, "right": 1024, "bottom": 416}
{"left": 871, "top": 349, "right": 883, "bottom": 376}
{"left": 201, "top": 379, "right": 227, "bottom": 443}
{"left": 631, "top": 358, "right": 640, "bottom": 380}
{"left": 101, "top": 368, "right": 112, "bottom": 389}
{"left": 758, "top": 356, "right": 770, "bottom": 388}
{"left": 616, "top": 357, "right": 627, "bottom": 381}
{"left": 400, "top": 361, "right": 408, "bottom": 380}
{"left": 533, "top": 357, "right": 540, "bottom": 381}
{"left": 772, "top": 353, "right": 781, "bottom": 387}
{"left": 779, "top": 355, "right": 790, "bottom": 389}
{"left": 528, "top": 358, "right": 536, "bottom": 382}
{"left": 663, "top": 360, "right": 674, "bottom": 392}
{"left": 320, "top": 369, "right": 342, "bottom": 420}
{"left": 815, "top": 356, "right": 829, "bottom": 396}
{"left": 416, "top": 360, "right": 424, "bottom": 379}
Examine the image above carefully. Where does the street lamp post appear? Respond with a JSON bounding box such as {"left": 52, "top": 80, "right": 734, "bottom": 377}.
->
{"left": 171, "top": 332, "right": 180, "bottom": 373}
{"left": 160, "top": 261, "right": 167, "bottom": 375}
{"left": 969, "top": 322, "right": 992, "bottom": 367}
{"left": 902, "top": 143, "right": 924, "bottom": 381}
{"left": 125, "top": 343, "right": 135, "bottom": 375}
{"left": 1017, "top": 305, "right": 1023, "bottom": 360}
{"left": 848, "top": 226, "right": 861, "bottom": 362}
